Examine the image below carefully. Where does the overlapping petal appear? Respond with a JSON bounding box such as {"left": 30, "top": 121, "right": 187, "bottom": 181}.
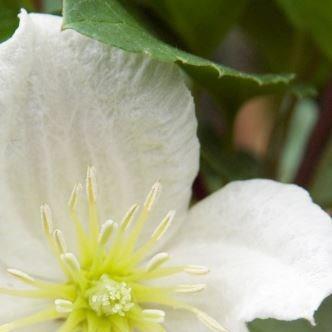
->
{"left": 168, "top": 180, "right": 332, "bottom": 332}
{"left": 0, "top": 11, "right": 199, "bottom": 275}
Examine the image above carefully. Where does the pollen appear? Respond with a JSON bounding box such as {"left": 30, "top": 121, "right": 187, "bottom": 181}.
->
{"left": 0, "top": 167, "right": 227, "bottom": 332}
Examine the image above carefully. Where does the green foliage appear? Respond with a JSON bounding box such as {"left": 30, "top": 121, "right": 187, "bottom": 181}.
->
{"left": 43, "top": 0, "right": 62, "bottom": 13}
{"left": 249, "top": 295, "right": 332, "bottom": 332}
{"left": 199, "top": 126, "right": 263, "bottom": 191}
{"left": 276, "top": 0, "right": 332, "bottom": 61}
{"left": 138, "top": 0, "right": 248, "bottom": 56}
{"left": 62, "top": 0, "right": 294, "bottom": 109}
{"left": 0, "top": 0, "right": 33, "bottom": 42}
{"left": 241, "top": 0, "right": 295, "bottom": 73}
{"left": 242, "top": 0, "right": 331, "bottom": 88}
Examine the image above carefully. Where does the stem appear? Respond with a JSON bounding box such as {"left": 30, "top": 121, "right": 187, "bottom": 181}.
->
{"left": 265, "top": 95, "right": 297, "bottom": 178}
{"left": 265, "top": 31, "right": 309, "bottom": 179}
{"left": 295, "top": 80, "right": 332, "bottom": 187}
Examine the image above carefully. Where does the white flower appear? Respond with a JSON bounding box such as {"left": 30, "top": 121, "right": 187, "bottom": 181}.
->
{"left": 0, "top": 10, "right": 332, "bottom": 332}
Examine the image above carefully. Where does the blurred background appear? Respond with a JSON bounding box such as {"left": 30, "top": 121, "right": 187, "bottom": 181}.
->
{"left": 1, "top": 0, "right": 332, "bottom": 331}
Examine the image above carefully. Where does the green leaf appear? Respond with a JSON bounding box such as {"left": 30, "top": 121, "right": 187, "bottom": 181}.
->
{"left": 63, "top": 0, "right": 294, "bottom": 108}
{"left": 276, "top": 0, "right": 332, "bottom": 61}
{"left": 249, "top": 295, "right": 332, "bottom": 332}
{"left": 0, "top": 0, "right": 33, "bottom": 42}
{"left": 138, "top": 0, "right": 248, "bottom": 56}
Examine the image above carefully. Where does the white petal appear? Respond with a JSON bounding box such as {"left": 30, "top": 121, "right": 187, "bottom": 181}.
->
{"left": 0, "top": 12, "right": 198, "bottom": 274}
{"left": 169, "top": 180, "right": 332, "bottom": 332}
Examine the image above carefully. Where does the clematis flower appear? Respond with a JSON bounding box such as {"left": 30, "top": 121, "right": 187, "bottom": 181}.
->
{"left": 0, "top": 10, "right": 332, "bottom": 332}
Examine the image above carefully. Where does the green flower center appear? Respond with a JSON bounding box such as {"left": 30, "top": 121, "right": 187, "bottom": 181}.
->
{"left": 87, "top": 275, "right": 134, "bottom": 317}
{"left": 0, "top": 167, "right": 226, "bottom": 332}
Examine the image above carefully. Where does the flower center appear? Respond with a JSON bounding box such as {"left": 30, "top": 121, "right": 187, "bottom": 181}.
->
{"left": 0, "top": 167, "right": 226, "bottom": 332}
{"left": 87, "top": 275, "right": 134, "bottom": 317}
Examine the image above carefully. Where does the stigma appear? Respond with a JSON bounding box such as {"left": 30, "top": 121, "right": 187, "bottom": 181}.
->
{"left": 0, "top": 167, "right": 226, "bottom": 332}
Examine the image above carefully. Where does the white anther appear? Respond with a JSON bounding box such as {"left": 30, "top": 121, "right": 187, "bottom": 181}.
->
{"left": 69, "top": 183, "right": 82, "bottom": 210}
{"left": 152, "top": 210, "right": 175, "bottom": 241}
{"left": 61, "top": 253, "right": 80, "bottom": 272}
{"left": 98, "top": 220, "right": 117, "bottom": 245}
{"left": 40, "top": 204, "right": 53, "bottom": 235}
{"left": 7, "top": 269, "right": 35, "bottom": 284}
{"left": 86, "top": 166, "right": 97, "bottom": 203}
{"left": 175, "top": 284, "right": 206, "bottom": 293}
{"left": 53, "top": 229, "right": 67, "bottom": 254}
{"left": 146, "top": 252, "right": 170, "bottom": 271}
{"left": 55, "top": 299, "right": 74, "bottom": 313}
{"left": 120, "top": 204, "right": 139, "bottom": 231}
{"left": 195, "top": 309, "right": 228, "bottom": 332}
{"left": 184, "top": 265, "right": 209, "bottom": 275}
{"left": 144, "top": 182, "right": 161, "bottom": 211}
{"left": 142, "top": 309, "right": 166, "bottom": 323}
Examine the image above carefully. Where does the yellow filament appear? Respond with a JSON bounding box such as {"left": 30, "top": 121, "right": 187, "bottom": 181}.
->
{"left": 0, "top": 308, "right": 62, "bottom": 332}
{"left": 86, "top": 166, "right": 100, "bottom": 245}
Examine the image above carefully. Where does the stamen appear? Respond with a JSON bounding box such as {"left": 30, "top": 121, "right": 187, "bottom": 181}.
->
{"left": 146, "top": 253, "right": 170, "bottom": 272}
{"left": 0, "top": 288, "right": 59, "bottom": 299}
{"left": 57, "top": 311, "right": 84, "bottom": 332}
{"left": 86, "top": 166, "right": 97, "bottom": 203}
{"left": 102, "top": 206, "right": 138, "bottom": 269}
{"left": 0, "top": 308, "right": 62, "bottom": 332}
{"left": 68, "top": 183, "right": 82, "bottom": 211}
{"left": 7, "top": 269, "right": 35, "bottom": 284}
{"left": 54, "top": 229, "right": 67, "bottom": 254}
{"left": 68, "top": 183, "right": 89, "bottom": 262}
{"left": 152, "top": 210, "right": 175, "bottom": 241}
{"left": 120, "top": 204, "right": 139, "bottom": 231}
{"left": 142, "top": 309, "right": 165, "bottom": 324}
{"left": 55, "top": 299, "right": 74, "bottom": 314}
{"left": 41, "top": 204, "right": 53, "bottom": 235}
{"left": 117, "top": 211, "right": 175, "bottom": 270}
{"left": 124, "top": 183, "right": 162, "bottom": 254}
{"left": 175, "top": 284, "right": 206, "bottom": 293}
{"left": 61, "top": 253, "right": 81, "bottom": 282}
{"left": 144, "top": 182, "right": 161, "bottom": 211}
{"left": 184, "top": 265, "right": 210, "bottom": 275}
{"left": 40, "top": 204, "right": 71, "bottom": 277}
{"left": 86, "top": 166, "right": 100, "bottom": 242}
{"left": 3, "top": 272, "right": 75, "bottom": 297}
{"left": 194, "top": 309, "right": 228, "bottom": 332}
{"left": 98, "top": 220, "right": 117, "bottom": 245}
